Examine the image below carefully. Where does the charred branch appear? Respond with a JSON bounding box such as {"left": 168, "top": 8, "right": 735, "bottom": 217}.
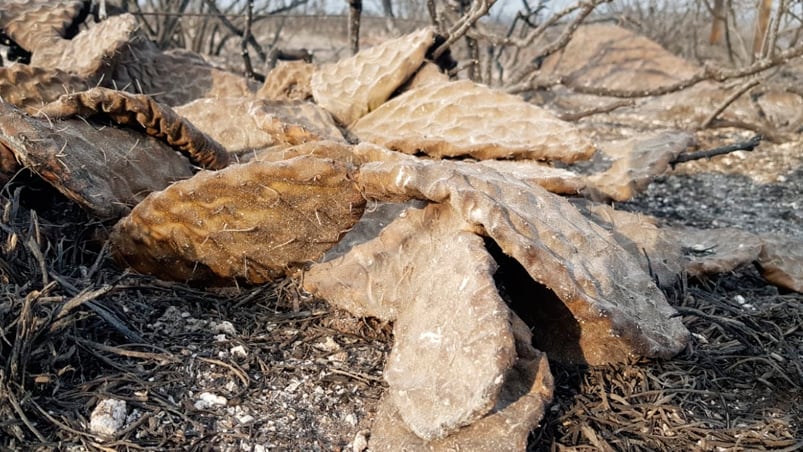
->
{"left": 671, "top": 134, "right": 762, "bottom": 166}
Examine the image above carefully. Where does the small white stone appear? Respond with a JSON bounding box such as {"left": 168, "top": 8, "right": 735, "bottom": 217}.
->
{"left": 89, "top": 398, "right": 127, "bottom": 438}
{"left": 214, "top": 334, "right": 228, "bottom": 342}
{"left": 236, "top": 413, "right": 255, "bottom": 424}
{"left": 314, "top": 336, "right": 341, "bottom": 353}
{"left": 344, "top": 413, "right": 357, "bottom": 426}
{"left": 214, "top": 321, "right": 237, "bottom": 336}
{"left": 194, "top": 392, "right": 227, "bottom": 410}
{"left": 352, "top": 430, "right": 369, "bottom": 452}
{"left": 230, "top": 345, "right": 248, "bottom": 359}
{"left": 734, "top": 295, "right": 746, "bottom": 305}
{"left": 692, "top": 333, "right": 709, "bottom": 344}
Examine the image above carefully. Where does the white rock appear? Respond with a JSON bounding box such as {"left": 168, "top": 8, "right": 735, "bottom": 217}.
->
{"left": 236, "top": 413, "right": 255, "bottom": 424}
{"left": 230, "top": 345, "right": 248, "bottom": 359}
{"left": 352, "top": 430, "right": 369, "bottom": 452}
{"left": 314, "top": 336, "right": 341, "bottom": 353}
{"left": 89, "top": 398, "right": 127, "bottom": 437}
{"left": 214, "top": 320, "right": 237, "bottom": 336}
{"left": 194, "top": 392, "right": 228, "bottom": 410}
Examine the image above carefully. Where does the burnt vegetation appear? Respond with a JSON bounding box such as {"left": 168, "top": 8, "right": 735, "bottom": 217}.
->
{"left": 1, "top": 0, "right": 802, "bottom": 450}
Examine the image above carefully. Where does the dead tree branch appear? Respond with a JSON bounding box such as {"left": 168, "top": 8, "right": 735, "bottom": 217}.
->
{"left": 671, "top": 135, "right": 761, "bottom": 166}
{"left": 432, "top": 0, "right": 498, "bottom": 59}
{"left": 509, "top": 42, "right": 803, "bottom": 97}
{"left": 507, "top": 0, "right": 612, "bottom": 85}
{"left": 767, "top": 0, "right": 787, "bottom": 59}
{"left": 708, "top": 118, "right": 789, "bottom": 143}
{"left": 558, "top": 99, "right": 636, "bottom": 121}
{"left": 203, "top": 0, "right": 267, "bottom": 62}
{"left": 701, "top": 78, "right": 760, "bottom": 128}
{"left": 241, "top": 0, "right": 257, "bottom": 80}
{"left": 348, "top": 0, "right": 362, "bottom": 55}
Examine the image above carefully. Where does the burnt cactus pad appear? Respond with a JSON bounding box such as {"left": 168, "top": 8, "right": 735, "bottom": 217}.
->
{"left": 111, "top": 156, "right": 366, "bottom": 284}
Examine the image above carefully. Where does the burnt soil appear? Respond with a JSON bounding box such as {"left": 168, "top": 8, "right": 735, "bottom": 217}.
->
{"left": 1, "top": 142, "right": 802, "bottom": 451}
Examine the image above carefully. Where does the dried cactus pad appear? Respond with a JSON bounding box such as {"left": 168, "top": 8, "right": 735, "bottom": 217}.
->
{"left": 0, "top": 102, "right": 193, "bottom": 219}
{"left": 757, "top": 233, "right": 803, "bottom": 293}
{"left": 1, "top": 0, "right": 84, "bottom": 52}
{"left": 252, "top": 141, "right": 358, "bottom": 166}
{"left": 312, "top": 27, "right": 435, "bottom": 126}
{"left": 358, "top": 159, "right": 689, "bottom": 365}
{"left": 258, "top": 61, "right": 315, "bottom": 101}
{"left": 668, "top": 227, "right": 763, "bottom": 277}
{"left": 587, "top": 131, "right": 695, "bottom": 202}
{"left": 370, "top": 316, "right": 554, "bottom": 450}
{"left": 477, "top": 160, "right": 586, "bottom": 194}
{"left": 175, "top": 98, "right": 281, "bottom": 156}
{"left": 111, "top": 156, "right": 365, "bottom": 284}
{"left": 579, "top": 202, "right": 684, "bottom": 288}
{"left": 351, "top": 80, "right": 596, "bottom": 162}
{"left": 539, "top": 23, "right": 700, "bottom": 91}
{"left": 119, "top": 48, "right": 257, "bottom": 107}
{"left": 36, "top": 87, "right": 229, "bottom": 170}
{"left": 28, "top": 14, "right": 139, "bottom": 78}
{"left": 305, "top": 202, "right": 516, "bottom": 439}
{"left": 0, "top": 64, "right": 91, "bottom": 112}
{"left": 248, "top": 100, "right": 345, "bottom": 145}
{"left": 176, "top": 98, "right": 343, "bottom": 156}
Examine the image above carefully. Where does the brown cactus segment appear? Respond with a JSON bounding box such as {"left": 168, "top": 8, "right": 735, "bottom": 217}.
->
{"left": 16, "top": 12, "right": 255, "bottom": 107}
{"left": 111, "top": 156, "right": 366, "bottom": 284}
{"left": 756, "top": 233, "right": 803, "bottom": 293}
{"left": 35, "top": 87, "right": 229, "bottom": 170}
{"left": 27, "top": 14, "right": 139, "bottom": 77}
{"left": 248, "top": 100, "right": 345, "bottom": 146}
{"left": 175, "top": 98, "right": 281, "bottom": 156}
{"left": 253, "top": 141, "right": 358, "bottom": 165}
{"left": 0, "top": 142, "right": 22, "bottom": 186}
{"left": 539, "top": 23, "right": 700, "bottom": 91}
{"left": 129, "top": 48, "right": 256, "bottom": 106}
{"left": 668, "top": 227, "right": 764, "bottom": 277}
{"left": 311, "top": 27, "right": 436, "bottom": 126}
{"left": 370, "top": 314, "right": 554, "bottom": 450}
{"left": 0, "top": 102, "right": 193, "bottom": 219}
{"left": 258, "top": 61, "right": 315, "bottom": 101}
{"left": 578, "top": 202, "right": 684, "bottom": 287}
{"left": 402, "top": 62, "right": 450, "bottom": 91}
{"left": 304, "top": 202, "right": 516, "bottom": 439}
{"left": 586, "top": 131, "right": 695, "bottom": 202}
{"left": 1, "top": 0, "right": 84, "bottom": 52}
{"left": 176, "top": 98, "right": 344, "bottom": 158}
{"left": 477, "top": 159, "right": 586, "bottom": 194}
{"left": 350, "top": 80, "right": 596, "bottom": 162}
{"left": 0, "top": 64, "right": 91, "bottom": 113}
{"left": 357, "top": 158, "right": 689, "bottom": 365}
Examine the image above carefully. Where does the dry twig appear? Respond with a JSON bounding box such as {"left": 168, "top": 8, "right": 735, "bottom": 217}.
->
{"left": 671, "top": 135, "right": 762, "bottom": 166}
